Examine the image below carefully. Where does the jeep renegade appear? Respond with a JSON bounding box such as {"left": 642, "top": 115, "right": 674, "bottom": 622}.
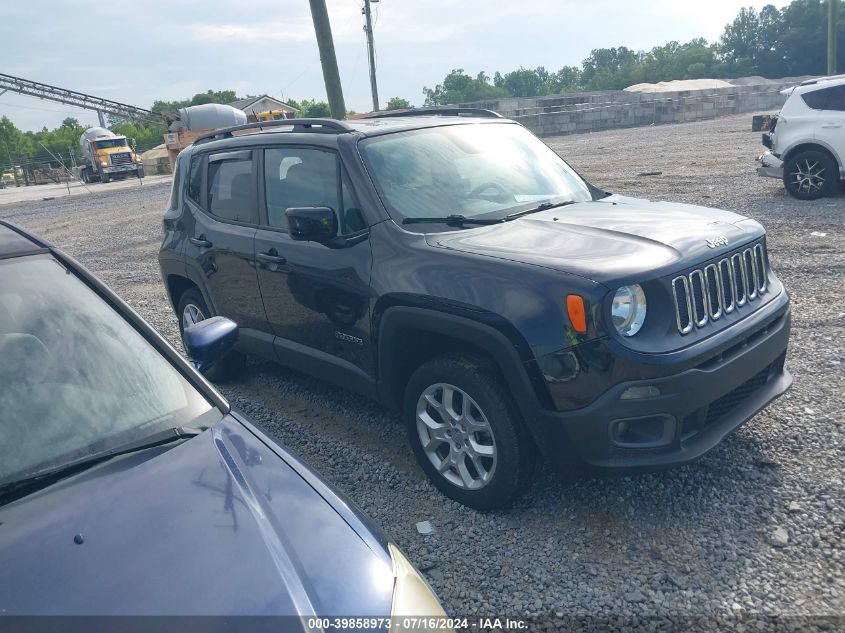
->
{"left": 159, "top": 110, "right": 792, "bottom": 510}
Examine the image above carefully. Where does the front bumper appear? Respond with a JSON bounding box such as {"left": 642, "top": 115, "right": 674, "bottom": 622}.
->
{"left": 103, "top": 164, "right": 142, "bottom": 174}
{"left": 530, "top": 299, "right": 791, "bottom": 471}
{"left": 757, "top": 150, "right": 784, "bottom": 179}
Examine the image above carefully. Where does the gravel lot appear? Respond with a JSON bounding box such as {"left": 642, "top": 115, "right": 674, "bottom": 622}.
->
{"left": 2, "top": 113, "right": 843, "bottom": 625}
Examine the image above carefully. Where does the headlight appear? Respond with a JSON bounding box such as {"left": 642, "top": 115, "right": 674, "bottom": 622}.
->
{"left": 612, "top": 284, "right": 647, "bottom": 336}
{"left": 100, "top": 160, "right": 108, "bottom": 166}
{"left": 388, "top": 543, "right": 448, "bottom": 620}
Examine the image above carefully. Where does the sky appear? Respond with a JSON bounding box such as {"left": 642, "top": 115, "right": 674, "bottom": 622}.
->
{"left": 0, "top": 0, "right": 788, "bottom": 132}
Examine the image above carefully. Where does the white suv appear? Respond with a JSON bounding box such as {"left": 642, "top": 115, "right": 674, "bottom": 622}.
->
{"left": 758, "top": 75, "right": 845, "bottom": 199}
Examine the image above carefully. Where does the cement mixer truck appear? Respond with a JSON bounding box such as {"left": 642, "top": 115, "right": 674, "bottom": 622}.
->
{"left": 78, "top": 127, "right": 144, "bottom": 183}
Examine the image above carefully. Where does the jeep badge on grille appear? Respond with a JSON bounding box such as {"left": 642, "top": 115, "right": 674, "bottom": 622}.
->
{"left": 706, "top": 235, "right": 729, "bottom": 249}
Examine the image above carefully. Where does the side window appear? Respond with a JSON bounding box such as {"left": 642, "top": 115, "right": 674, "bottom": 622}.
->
{"left": 264, "top": 148, "right": 339, "bottom": 230}
{"left": 803, "top": 87, "right": 832, "bottom": 110}
{"left": 188, "top": 155, "right": 203, "bottom": 204}
{"left": 206, "top": 153, "right": 257, "bottom": 224}
{"left": 827, "top": 86, "right": 845, "bottom": 111}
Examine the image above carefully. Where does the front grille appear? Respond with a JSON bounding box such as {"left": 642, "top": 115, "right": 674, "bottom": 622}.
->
{"left": 110, "top": 152, "right": 132, "bottom": 166}
{"left": 672, "top": 243, "right": 768, "bottom": 335}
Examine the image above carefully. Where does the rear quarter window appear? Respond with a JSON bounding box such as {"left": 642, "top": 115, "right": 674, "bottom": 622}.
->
{"left": 167, "top": 158, "right": 182, "bottom": 210}
{"left": 801, "top": 86, "right": 845, "bottom": 111}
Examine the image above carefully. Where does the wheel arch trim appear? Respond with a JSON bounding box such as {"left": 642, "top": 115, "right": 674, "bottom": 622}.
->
{"left": 375, "top": 304, "right": 550, "bottom": 421}
{"left": 783, "top": 141, "right": 843, "bottom": 177}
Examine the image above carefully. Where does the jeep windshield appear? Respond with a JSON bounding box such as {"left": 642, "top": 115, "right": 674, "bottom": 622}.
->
{"left": 0, "top": 255, "right": 220, "bottom": 497}
{"left": 359, "top": 122, "right": 593, "bottom": 224}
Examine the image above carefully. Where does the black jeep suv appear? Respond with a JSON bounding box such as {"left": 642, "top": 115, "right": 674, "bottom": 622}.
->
{"left": 159, "top": 109, "right": 791, "bottom": 510}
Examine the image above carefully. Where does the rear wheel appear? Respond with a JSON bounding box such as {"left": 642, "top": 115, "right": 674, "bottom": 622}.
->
{"left": 176, "top": 288, "right": 245, "bottom": 382}
{"left": 404, "top": 354, "right": 535, "bottom": 510}
{"left": 783, "top": 150, "right": 837, "bottom": 200}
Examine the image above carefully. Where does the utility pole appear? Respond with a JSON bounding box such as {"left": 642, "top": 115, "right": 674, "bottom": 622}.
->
{"left": 830, "top": 0, "right": 839, "bottom": 76}
{"left": 308, "top": 0, "right": 347, "bottom": 119}
{"left": 363, "top": 0, "right": 380, "bottom": 112}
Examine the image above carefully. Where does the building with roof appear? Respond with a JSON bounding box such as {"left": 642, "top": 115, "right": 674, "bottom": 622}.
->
{"left": 228, "top": 95, "right": 298, "bottom": 120}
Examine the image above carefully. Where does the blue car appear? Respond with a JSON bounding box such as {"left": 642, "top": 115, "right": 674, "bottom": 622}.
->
{"left": 0, "top": 220, "right": 445, "bottom": 624}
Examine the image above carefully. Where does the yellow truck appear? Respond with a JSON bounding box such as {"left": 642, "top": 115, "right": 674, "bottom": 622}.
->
{"left": 256, "top": 109, "right": 291, "bottom": 122}
{"left": 78, "top": 127, "right": 144, "bottom": 183}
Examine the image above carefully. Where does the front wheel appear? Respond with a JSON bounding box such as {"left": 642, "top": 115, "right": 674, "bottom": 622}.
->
{"left": 101, "top": 172, "right": 110, "bottom": 184}
{"left": 176, "top": 288, "right": 245, "bottom": 382}
{"left": 404, "top": 354, "right": 535, "bottom": 510}
{"left": 783, "top": 150, "right": 837, "bottom": 200}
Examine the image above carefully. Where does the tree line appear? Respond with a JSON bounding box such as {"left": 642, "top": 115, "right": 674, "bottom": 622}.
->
{"left": 423, "top": 0, "right": 842, "bottom": 104}
{"left": 1, "top": 0, "right": 838, "bottom": 165}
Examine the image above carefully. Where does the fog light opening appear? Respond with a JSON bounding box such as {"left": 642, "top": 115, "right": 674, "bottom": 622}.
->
{"left": 611, "top": 415, "right": 675, "bottom": 448}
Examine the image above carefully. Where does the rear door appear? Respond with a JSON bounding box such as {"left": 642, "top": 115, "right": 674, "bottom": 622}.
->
{"left": 183, "top": 149, "right": 269, "bottom": 332}
{"left": 810, "top": 85, "right": 845, "bottom": 171}
{"left": 253, "top": 144, "right": 374, "bottom": 381}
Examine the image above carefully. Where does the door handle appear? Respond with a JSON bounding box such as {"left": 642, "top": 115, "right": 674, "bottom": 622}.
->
{"left": 821, "top": 123, "right": 842, "bottom": 128}
{"left": 256, "top": 250, "right": 287, "bottom": 265}
{"left": 190, "top": 236, "right": 213, "bottom": 248}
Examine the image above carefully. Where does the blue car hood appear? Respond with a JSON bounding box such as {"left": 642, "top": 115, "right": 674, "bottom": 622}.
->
{"left": 0, "top": 414, "right": 395, "bottom": 617}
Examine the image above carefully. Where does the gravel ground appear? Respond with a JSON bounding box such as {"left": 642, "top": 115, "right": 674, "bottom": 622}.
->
{"left": 2, "top": 114, "right": 843, "bottom": 625}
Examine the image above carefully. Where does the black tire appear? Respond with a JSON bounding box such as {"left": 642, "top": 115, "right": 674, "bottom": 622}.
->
{"left": 176, "top": 287, "right": 245, "bottom": 382}
{"left": 101, "top": 172, "right": 110, "bottom": 184}
{"left": 403, "top": 353, "right": 535, "bottom": 510}
{"left": 783, "top": 149, "right": 837, "bottom": 200}
{"left": 80, "top": 168, "right": 89, "bottom": 184}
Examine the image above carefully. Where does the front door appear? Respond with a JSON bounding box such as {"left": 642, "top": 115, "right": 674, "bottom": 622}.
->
{"left": 253, "top": 146, "right": 374, "bottom": 377}
{"left": 184, "top": 149, "right": 269, "bottom": 332}
{"left": 814, "top": 84, "right": 845, "bottom": 179}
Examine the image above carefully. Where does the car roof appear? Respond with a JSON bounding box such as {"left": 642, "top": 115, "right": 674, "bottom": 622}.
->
{"left": 189, "top": 111, "right": 513, "bottom": 151}
{"left": 789, "top": 75, "right": 845, "bottom": 96}
{"left": 0, "top": 221, "right": 49, "bottom": 259}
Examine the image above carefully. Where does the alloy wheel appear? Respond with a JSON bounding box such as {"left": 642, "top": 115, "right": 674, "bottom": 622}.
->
{"left": 415, "top": 382, "right": 497, "bottom": 490}
{"left": 182, "top": 303, "right": 205, "bottom": 330}
{"left": 789, "top": 158, "right": 826, "bottom": 195}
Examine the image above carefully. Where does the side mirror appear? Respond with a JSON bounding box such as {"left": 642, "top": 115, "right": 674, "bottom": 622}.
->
{"left": 183, "top": 316, "right": 238, "bottom": 372}
{"left": 285, "top": 206, "right": 338, "bottom": 243}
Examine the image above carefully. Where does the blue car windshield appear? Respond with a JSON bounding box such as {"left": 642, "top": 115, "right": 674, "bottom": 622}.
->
{"left": 0, "top": 255, "right": 220, "bottom": 483}
{"left": 359, "top": 122, "right": 593, "bottom": 222}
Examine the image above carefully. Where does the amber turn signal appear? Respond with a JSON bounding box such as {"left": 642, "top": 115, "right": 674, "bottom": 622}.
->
{"left": 566, "top": 295, "right": 587, "bottom": 334}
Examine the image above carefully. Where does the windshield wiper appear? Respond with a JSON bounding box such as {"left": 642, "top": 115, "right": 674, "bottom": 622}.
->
{"left": 0, "top": 426, "right": 205, "bottom": 503}
{"left": 504, "top": 200, "right": 576, "bottom": 221}
{"left": 402, "top": 214, "right": 504, "bottom": 227}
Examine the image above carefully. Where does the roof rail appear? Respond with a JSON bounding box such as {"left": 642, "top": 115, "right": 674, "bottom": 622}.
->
{"left": 194, "top": 118, "right": 353, "bottom": 145}
{"left": 799, "top": 74, "right": 845, "bottom": 86}
{"left": 361, "top": 107, "right": 502, "bottom": 119}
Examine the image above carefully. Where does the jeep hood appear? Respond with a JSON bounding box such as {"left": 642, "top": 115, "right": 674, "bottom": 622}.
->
{"left": 0, "top": 415, "right": 395, "bottom": 620}
{"left": 426, "top": 195, "right": 764, "bottom": 284}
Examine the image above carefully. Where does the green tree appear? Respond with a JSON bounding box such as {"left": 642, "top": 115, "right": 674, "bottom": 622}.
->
{"left": 493, "top": 67, "right": 553, "bottom": 97}
{"left": 151, "top": 89, "right": 242, "bottom": 115}
{"left": 550, "top": 66, "right": 583, "bottom": 93}
{"left": 288, "top": 99, "right": 331, "bottom": 118}
{"left": 386, "top": 96, "right": 413, "bottom": 110}
{"left": 422, "top": 69, "right": 507, "bottom": 105}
